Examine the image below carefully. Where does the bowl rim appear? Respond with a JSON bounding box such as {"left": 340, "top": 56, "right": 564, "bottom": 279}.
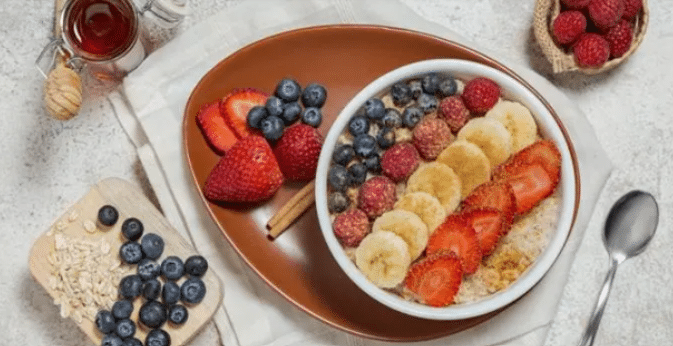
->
{"left": 315, "top": 58, "right": 579, "bottom": 320}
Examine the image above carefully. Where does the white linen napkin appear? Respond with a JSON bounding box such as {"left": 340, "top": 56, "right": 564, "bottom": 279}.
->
{"left": 109, "top": 0, "right": 613, "bottom": 345}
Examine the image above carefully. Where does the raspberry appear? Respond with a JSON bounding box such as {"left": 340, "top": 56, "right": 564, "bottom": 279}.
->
{"left": 332, "top": 209, "right": 370, "bottom": 247}
{"left": 380, "top": 142, "right": 420, "bottom": 182}
{"left": 622, "top": 0, "right": 642, "bottom": 20}
{"left": 461, "top": 77, "right": 500, "bottom": 114}
{"left": 561, "top": 0, "right": 591, "bottom": 9}
{"left": 357, "top": 176, "right": 397, "bottom": 219}
{"left": 438, "top": 96, "right": 470, "bottom": 132}
{"left": 573, "top": 33, "right": 610, "bottom": 68}
{"left": 588, "top": 0, "right": 625, "bottom": 30}
{"left": 604, "top": 20, "right": 633, "bottom": 58}
{"left": 412, "top": 118, "right": 453, "bottom": 160}
{"left": 552, "top": 11, "right": 587, "bottom": 45}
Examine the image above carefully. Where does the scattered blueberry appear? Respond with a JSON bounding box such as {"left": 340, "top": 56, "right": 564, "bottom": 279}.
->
{"left": 112, "top": 300, "right": 134, "bottom": 320}
{"left": 140, "top": 233, "right": 164, "bottom": 260}
{"left": 327, "top": 192, "right": 350, "bottom": 213}
{"left": 363, "top": 98, "right": 385, "bottom": 122}
{"left": 391, "top": 82, "right": 412, "bottom": 106}
{"left": 408, "top": 80, "right": 423, "bottom": 99}
{"left": 161, "top": 256, "right": 184, "bottom": 281}
{"left": 115, "top": 319, "right": 136, "bottom": 339}
{"left": 280, "top": 102, "right": 301, "bottom": 124}
{"left": 246, "top": 106, "right": 268, "bottom": 129}
{"left": 417, "top": 93, "right": 439, "bottom": 114}
{"left": 168, "top": 304, "right": 189, "bottom": 325}
{"left": 184, "top": 255, "right": 209, "bottom": 277}
{"left": 348, "top": 162, "right": 367, "bottom": 186}
{"left": 402, "top": 106, "right": 423, "bottom": 128}
{"left": 421, "top": 73, "right": 441, "bottom": 94}
{"left": 382, "top": 108, "right": 403, "bottom": 128}
{"left": 98, "top": 205, "right": 119, "bottom": 227}
{"left": 328, "top": 165, "right": 350, "bottom": 192}
{"left": 95, "top": 310, "right": 116, "bottom": 334}
{"left": 137, "top": 259, "right": 161, "bottom": 281}
{"left": 119, "top": 275, "right": 143, "bottom": 299}
{"left": 301, "top": 83, "right": 327, "bottom": 108}
{"left": 162, "top": 281, "right": 181, "bottom": 305}
{"left": 438, "top": 77, "right": 458, "bottom": 97}
{"left": 265, "top": 96, "right": 285, "bottom": 118}
{"left": 119, "top": 241, "right": 143, "bottom": 265}
{"left": 181, "top": 277, "right": 207, "bottom": 304}
{"left": 101, "top": 334, "right": 124, "bottom": 346}
{"left": 121, "top": 218, "right": 143, "bottom": 241}
{"left": 122, "top": 337, "right": 143, "bottom": 346}
{"left": 260, "top": 115, "right": 285, "bottom": 142}
{"left": 376, "top": 127, "right": 396, "bottom": 149}
{"left": 332, "top": 144, "right": 355, "bottom": 166}
{"left": 275, "top": 78, "right": 301, "bottom": 102}
{"left": 364, "top": 153, "right": 381, "bottom": 173}
{"left": 145, "top": 329, "right": 170, "bottom": 346}
{"left": 142, "top": 279, "right": 162, "bottom": 301}
{"left": 301, "top": 107, "right": 322, "bottom": 127}
{"left": 139, "top": 300, "right": 168, "bottom": 329}
{"left": 348, "top": 115, "right": 369, "bottom": 137}
{"left": 353, "top": 134, "right": 377, "bottom": 158}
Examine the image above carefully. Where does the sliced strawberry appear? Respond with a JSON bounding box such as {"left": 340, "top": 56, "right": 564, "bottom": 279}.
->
{"left": 461, "top": 181, "right": 516, "bottom": 225}
{"left": 196, "top": 101, "right": 238, "bottom": 155}
{"left": 426, "top": 214, "right": 482, "bottom": 274}
{"left": 219, "top": 88, "right": 268, "bottom": 139}
{"left": 404, "top": 251, "right": 463, "bottom": 307}
{"left": 499, "top": 140, "right": 562, "bottom": 181}
{"left": 460, "top": 208, "right": 508, "bottom": 256}
{"left": 499, "top": 162, "right": 557, "bottom": 214}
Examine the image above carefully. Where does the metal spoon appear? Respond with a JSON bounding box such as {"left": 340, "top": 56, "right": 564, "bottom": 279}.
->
{"left": 578, "top": 190, "right": 659, "bottom": 346}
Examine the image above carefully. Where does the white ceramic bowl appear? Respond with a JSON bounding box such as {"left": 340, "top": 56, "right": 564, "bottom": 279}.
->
{"left": 315, "top": 59, "right": 578, "bottom": 320}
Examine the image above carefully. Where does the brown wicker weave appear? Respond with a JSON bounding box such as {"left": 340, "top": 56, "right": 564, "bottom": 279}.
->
{"left": 533, "top": 0, "right": 648, "bottom": 74}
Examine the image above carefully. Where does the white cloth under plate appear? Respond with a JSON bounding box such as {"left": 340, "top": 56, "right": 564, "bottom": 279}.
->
{"left": 109, "top": 0, "right": 613, "bottom": 345}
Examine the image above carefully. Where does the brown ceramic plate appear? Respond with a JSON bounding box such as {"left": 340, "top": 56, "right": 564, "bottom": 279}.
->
{"left": 183, "top": 25, "right": 580, "bottom": 341}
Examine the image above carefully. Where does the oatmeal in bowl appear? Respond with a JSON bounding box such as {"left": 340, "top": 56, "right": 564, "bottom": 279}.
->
{"left": 315, "top": 59, "right": 578, "bottom": 320}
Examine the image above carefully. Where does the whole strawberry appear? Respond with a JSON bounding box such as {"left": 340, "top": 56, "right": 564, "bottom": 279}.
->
{"left": 553, "top": 10, "right": 587, "bottom": 45}
{"left": 438, "top": 96, "right": 470, "bottom": 132}
{"left": 461, "top": 77, "right": 500, "bottom": 114}
{"left": 573, "top": 33, "right": 610, "bottom": 68}
{"left": 622, "top": 0, "right": 642, "bottom": 20}
{"left": 273, "top": 124, "right": 323, "bottom": 181}
{"left": 561, "top": 0, "right": 591, "bottom": 9}
{"left": 604, "top": 19, "right": 633, "bottom": 58}
{"left": 203, "top": 135, "right": 284, "bottom": 203}
{"left": 588, "top": 0, "right": 624, "bottom": 30}
{"left": 413, "top": 118, "right": 453, "bottom": 160}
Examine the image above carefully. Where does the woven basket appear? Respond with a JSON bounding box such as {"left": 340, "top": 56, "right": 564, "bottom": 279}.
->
{"left": 533, "top": 0, "right": 649, "bottom": 74}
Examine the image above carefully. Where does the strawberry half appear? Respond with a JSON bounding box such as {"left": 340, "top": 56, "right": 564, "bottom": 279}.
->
{"left": 426, "top": 214, "right": 482, "bottom": 274}
{"left": 461, "top": 181, "right": 516, "bottom": 225}
{"left": 497, "top": 162, "right": 557, "bottom": 214}
{"left": 273, "top": 124, "right": 323, "bottom": 181}
{"left": 404, "top": 251, "right": 463, "bottom": 307}
{"left": 203, "top": 135, "right": 284, "bottom": 203}
{"left": 196, "top": 101, "right": 238, "bottom": 155}
{"left": 460, "top": 208, "right": 508, "bottom": 256}
{"left": 499, "top": 140, "right": 562, "bottom": 182}
{"left": 219, "top": 88, "right": 268, "bottom": 139}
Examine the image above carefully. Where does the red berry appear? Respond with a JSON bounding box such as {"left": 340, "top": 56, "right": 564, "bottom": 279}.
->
{"left": 404, "top": 252, "right": 463, "bottom": 307}
{"left": 412, "top": 118, "right": 453, "bottom": 160}
{"left": 588, "top": 0, "right": 625, "bottom": 30}
{"left": 273, "top": 124, "right": 323, "bottom": 181}
{"left": 461, "top": 77, "right": 500, "bottom": 114}
{"left": 561, "top": 0, "right": 591, "bottom": 9}
{"left": 219, "top": 88, "right": 268, "bottom": 139}
{"left": 622, "top": 0, "right": 642, "bottom": 20}
{"left": 573, "top": 33, "right": 610, "bottom": 68}
{"left": 357, "top": 176, "right": 397, "bottom": 219}
{"left": 553, "top": 11, "right": 587, "bottom": 45}
{"left": 380, "top": 142, "right": 420, "bottom": 182}
{"left": 604, "top": 19, "right": 634, "bottom": 58}
{"left": 438, "top": 96, "right": 470, "bottom": 132}
{"left": 332, "top": 209, "right": 370, "bottom": 247}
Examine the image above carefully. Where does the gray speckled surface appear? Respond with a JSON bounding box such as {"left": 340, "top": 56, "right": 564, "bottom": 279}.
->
{"left": 1, "top": 0, "right": 672, "bottom": 345}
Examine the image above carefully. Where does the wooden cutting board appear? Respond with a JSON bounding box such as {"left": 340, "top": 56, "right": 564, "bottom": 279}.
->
{"left": 29, "top": 177, "right": 223, "bottom": 345}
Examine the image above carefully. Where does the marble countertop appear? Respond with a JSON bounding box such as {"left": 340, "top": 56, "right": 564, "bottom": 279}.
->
{"left": 2, "top": 0, "right": 671, "bottom": 345}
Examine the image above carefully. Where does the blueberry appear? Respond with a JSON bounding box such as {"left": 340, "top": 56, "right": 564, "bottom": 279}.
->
{"left": 95, "top": 310, "right": 116, "bottom": 334}
{"left": 391, "top": 82, "right": 412, "bottom": 106}
{"left": 181, "top": 277, "right": 206, "bottom": 304}
{"left": 417, "top": 93, "right": 438, "bottom": 114}
{"left": 275, "top": 78, "right": 301, "bottom": 102}
{"left": 363, "top": 98, "right": 385, "bottom": 122}
{"left": 348, "top": 115, "right": 369, "bottom": 137}
{"left": 280, "top": 102, "right": 301, "bottom": 124}
{"left": 121, "top": 218, "right": 143, "bottom": 241}
{"left": 328, "top": 165, "right": 350, "bottom": 192}
{"left": 260, "top": 115, "right": 284, "bottom": 142}
{"left": 402, "top": 106, "right": 423, "bottom": 128}
{"left": 119, "top": 275, "right": 143, "bottom": 299}
{"left": 142, "top": 279, "right": 162, "bottom": 301}
{"left": 265, "top": 96, "right": 285, "bottom": 118}
{"left": 327, "top": 192, "right": 350, "bottom": 213}
{"left": 122, "top": 338, "right": 143, "bottom": 346}
{"left": 137, "top": 259, "right": 161, "bottom": 281}
{"left": 141, "top": 233, "right": 164, "bottom": 260}
{"left": 139, "top": 300, "right": 168, "bottom": 329}
{"left": 348, "top": 163, "right": 367, "bottom": 186}
{"left": 101, "top": 334, "right": 124, "bottom": 346}
{"left": 421, "top": 73, "right": 441, "bottom": 94}
{"left": 115, "top": 319, "right": 136, "bottom": 339}
{"left": 246, "top": 105, "right": 268, "bottom": 129}
{"left": 184, "top": 255, "right": 209, "bottom": 277}
{"left": 353, "top": 134, "right": 377, "bottom": 158}
{"left": 408, "top": 80, "right": 423, "bottom": 99}
{"left": 98, "top": 205, "right": 119, "bottom": 227}
{"left": 162, "top": 281, "right": 181, "bottom": 305}
{"left": 112, "top": 300, "right": 134, "bottom": 320}
{"left": 382, "top": 108, "right": 403, "bottom": 128}
{"left": 161, "top": 256, "right": 184, "bottom": 281}
{"left": 119, "top": 241, "right": 143, "bottom": 265}
{"left": 145, "top": 329, "right": 170, "bottom": 346}
{"left": 332, "top": 144, "right": 355, "bottom": 166}
{"left": 364, "top": 153, "right": 381, "bottom": 173}
{"left": 168, "top": 304, "right": 189, "bottom": 325}
{"left": 438, "top": 77, "right": 458, "bottom": 97}
{"left": 301, "top": 83, "right": 327, "bottom": 108}
{"left": 301, "top": 107, "right": 322, "bottom": 127}
{"left": 376, "top": 127, "right": 396, "bottom": 149}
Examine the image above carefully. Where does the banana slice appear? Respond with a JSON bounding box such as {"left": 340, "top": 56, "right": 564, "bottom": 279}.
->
{"left": 355, "top": 231, "right": 412, "bottom": 288}
{"left": 456, "top": 117, "right": 512, "bottom": 167}
{"left": 394, "top": 192, "right": 446, "bottom": 234}
{"left": 406, "top": 162, "right": 462, "bottom": 214}
{"left": 372, "top": 210, "right": 429, "bottom": 260}
{"left": 485, "top": 100, "right": 537, "bottom": 152}
{"left": 436, "top": 140, "right": 491, "bottom": 199}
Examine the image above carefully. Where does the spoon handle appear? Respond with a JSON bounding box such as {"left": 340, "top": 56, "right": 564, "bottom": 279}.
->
{"left": 577, "top": 258, "right": 619, "bottom": 346}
